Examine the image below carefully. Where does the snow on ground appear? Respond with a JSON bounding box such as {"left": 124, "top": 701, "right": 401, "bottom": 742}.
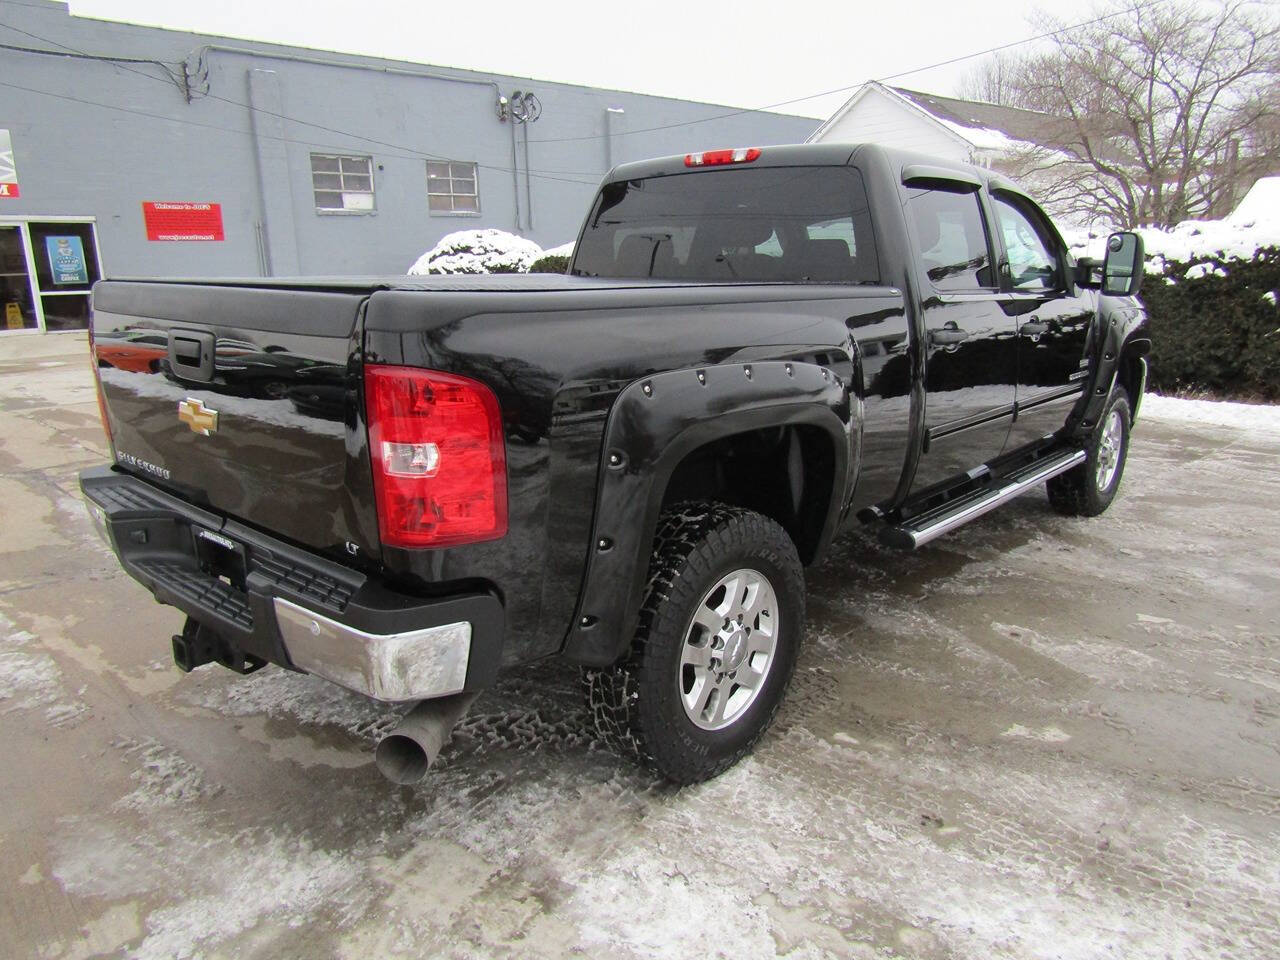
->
{"left": 407, "top": 229, "right": 543, "bottom": 275}
{"left": 1141, "top": 393, "right": 1280, "bottom": 434}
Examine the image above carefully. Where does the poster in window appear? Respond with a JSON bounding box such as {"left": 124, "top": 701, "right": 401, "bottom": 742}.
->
{"left": 45, "top": 235, "right": 89, "bottom": 285}
{"left": 0, "top": 129, "right": 18, "bottom": 199}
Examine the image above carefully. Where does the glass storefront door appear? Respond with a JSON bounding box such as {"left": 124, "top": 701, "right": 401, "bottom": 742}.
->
{"left": 0, "top": 219, "right": 101, "bottom": 333}
{"left": 0, "top": 225, "right": 38, "bottom": 331}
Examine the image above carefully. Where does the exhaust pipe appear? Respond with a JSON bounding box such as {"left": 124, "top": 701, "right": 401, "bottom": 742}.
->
{"left": 375, "top": 692, "right": 478, "bottom": 784}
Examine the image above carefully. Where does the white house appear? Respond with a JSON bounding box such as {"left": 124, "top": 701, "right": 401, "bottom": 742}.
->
{"left": 808, "top": 81, "right": 1069, "bottom": 168}
{"left": 809, "top": 82, "right": 1097, "bottom": 225}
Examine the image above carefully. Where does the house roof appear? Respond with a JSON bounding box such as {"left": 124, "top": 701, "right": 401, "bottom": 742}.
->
{"left": 809, "top": 81, "right": 1075, "bottom": 155}
{"left": 889, "top": 86, "right": 1075, "bottom": 151}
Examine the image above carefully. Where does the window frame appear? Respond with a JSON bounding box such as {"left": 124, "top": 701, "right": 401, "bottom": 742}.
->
{"left": 426, "top": 160, "right": 481, "bottom": 217}
{"left": 989, "top": 190, "right": 1065, "bottom": 293}
{"left": 310, "top": 153, "right": 376, "bottom": 215}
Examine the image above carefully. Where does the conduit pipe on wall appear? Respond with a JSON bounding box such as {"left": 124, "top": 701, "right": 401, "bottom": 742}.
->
{"left": 523, "top": 122, "right": 533, "bottom": 231}
{"left": 510, "top": 119, "right": 522, "bottom": 232}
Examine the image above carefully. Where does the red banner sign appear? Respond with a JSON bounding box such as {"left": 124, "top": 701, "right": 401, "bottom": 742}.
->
{"left": 142, "top": 202, "right": 224, "bottom": 241}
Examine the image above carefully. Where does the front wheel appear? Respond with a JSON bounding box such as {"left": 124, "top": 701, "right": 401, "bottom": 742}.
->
{"left": 585, "top": 502, "right": 805, "bottom": 784}
{"left": 1047, "top": 391, "right": 1131, "bottom": 517}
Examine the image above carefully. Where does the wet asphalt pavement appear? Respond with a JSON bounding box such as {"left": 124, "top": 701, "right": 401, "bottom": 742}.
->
{"left": 1, "top": 333, "right": 1277, "bottom": 959}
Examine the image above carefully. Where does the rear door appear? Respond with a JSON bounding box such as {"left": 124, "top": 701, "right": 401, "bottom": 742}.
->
{"left": 989, "top": 191, "right": 1094, "bottom": 451}
{"left": 904, "top": 178, "right": 1018, "bottom": 493}
{"left": 91, "top": 281, "right": 378, "bottom": 556}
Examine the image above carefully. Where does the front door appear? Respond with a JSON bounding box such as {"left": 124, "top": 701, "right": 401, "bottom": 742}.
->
{"left": 989, "top": 192, "right": 1093, "bottom": 450}
{"left": 906, "top": 181, "right": 1018, "bottom": 494}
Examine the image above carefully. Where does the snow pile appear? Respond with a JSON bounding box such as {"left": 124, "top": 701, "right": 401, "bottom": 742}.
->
{"left": 407, "top": 229, "right": 543, "bottom": 275}
{"left": 540, "top": 240, "right": 575, "bottom": 259}
{"left": 1228, "top": 176, "right": 1280, "bottom": 227}
{"left": 1140, "top": 394, "right": 1280, "bottom": 436}
{"left": 1061, "top": 176, "right": 1280, "bottom": 278}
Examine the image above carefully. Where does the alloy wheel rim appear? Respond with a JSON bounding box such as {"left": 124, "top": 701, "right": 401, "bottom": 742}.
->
{"left": 1095, "top": 409, "right": 1124, "bottom": 491}
{"left": 678, "top": 567, "right": 779, "bottom": 731}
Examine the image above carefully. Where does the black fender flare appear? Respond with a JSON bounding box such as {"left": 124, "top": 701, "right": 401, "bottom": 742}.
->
{"left": 1067, "top": 301, "right": 1151, "bottom": 439}
{"left": 561, "top": 360, "right": 856, "bottom": 667}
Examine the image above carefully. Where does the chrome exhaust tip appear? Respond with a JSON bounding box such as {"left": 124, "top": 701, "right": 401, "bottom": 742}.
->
{"left": 375, "top": 693, "right": 477, "bottom": 785}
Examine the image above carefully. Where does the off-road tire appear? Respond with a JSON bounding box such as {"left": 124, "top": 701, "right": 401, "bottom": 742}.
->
{"left": 1047, "top": 391, "right": 1131, "bottom": 517}
{"left": 585, "top": 501, "right": 805, "bottom": 784}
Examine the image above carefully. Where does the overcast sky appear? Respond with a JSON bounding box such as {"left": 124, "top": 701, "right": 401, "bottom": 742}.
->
{"left": 66, "top": 0, "right": 1058, "bottom": 119}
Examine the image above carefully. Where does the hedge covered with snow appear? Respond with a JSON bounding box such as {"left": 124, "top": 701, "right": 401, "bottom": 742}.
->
{"left": 1139, "top": 246, "right": 1280, "bottom": 401}
{"left": 407, "top": 229, "right": 545, "bottom": 275}
{"left": 1063, "top": 179, "right": 1279, "bottom": 400}
{"left": 528, "top": 253, "right": 571, "bottom": 274}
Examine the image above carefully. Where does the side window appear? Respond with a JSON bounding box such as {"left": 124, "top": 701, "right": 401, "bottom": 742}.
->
{"left": 310, "top": 153, "right": 374, "bottom": 213}
{"left": 906, "top": 186, "right": 995, "bottom": 291}
{"left": 427, "top": 161, "right": 480, "bottom": 215}
{"left": 806, "top": 217, "right": 856, "bottom": 254}
{"left": 754, "top": 231, "right": 784, "bottom": 258}
{"left": 992, "top": 194, "right": 1059, "bottom": 290}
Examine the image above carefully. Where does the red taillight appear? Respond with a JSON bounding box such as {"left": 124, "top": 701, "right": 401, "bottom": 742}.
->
{"left": 364, "top": 365, "right": 507, "bottom": 549}
{"left": 87, "top": 326, "right": 113, "bottom": 446}
{"left": 684, "top": 147, "right": 762, "bottom": 167}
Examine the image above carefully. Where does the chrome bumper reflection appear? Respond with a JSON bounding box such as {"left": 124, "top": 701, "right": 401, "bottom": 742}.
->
{"left": 273, "top": 597, "right": 471, "bottom": 703}
{"left": 83, "top": 495, "right": 112, "bottom": 548}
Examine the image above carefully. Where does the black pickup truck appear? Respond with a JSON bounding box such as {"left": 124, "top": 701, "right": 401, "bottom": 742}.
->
{"left": 81, "top": 143, "right": 1149, "bottom": 785}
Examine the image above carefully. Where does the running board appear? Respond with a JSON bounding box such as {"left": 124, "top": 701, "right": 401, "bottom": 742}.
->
{"left": 879, "top": 448, "right": 1087, "bottom": 550}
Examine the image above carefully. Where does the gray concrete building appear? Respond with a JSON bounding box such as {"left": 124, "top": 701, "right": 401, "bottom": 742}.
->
{"left": 0, "top": 1, "right": 816, "bottom": 333}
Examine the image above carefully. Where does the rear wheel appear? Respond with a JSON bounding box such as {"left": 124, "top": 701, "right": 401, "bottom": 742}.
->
{"left": 585, "top": 501, "right": 805, "bottom": 784}
{"left": 1048, "top": 391, "right": 1131, "bottom": 517}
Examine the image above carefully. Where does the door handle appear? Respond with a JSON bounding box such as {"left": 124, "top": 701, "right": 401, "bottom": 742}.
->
{"left": 928, "top": 325, "right": 970, "bottom": 346}
{"left": 1021, "top": 320, "right": 1050, "bottom": 336}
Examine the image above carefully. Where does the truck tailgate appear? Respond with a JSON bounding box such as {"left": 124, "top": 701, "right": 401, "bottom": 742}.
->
{"left": 90, "top": 281, "right": 377, "bottom": 555}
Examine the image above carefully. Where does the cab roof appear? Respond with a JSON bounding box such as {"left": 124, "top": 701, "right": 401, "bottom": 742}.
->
{"left": 604, "top": 142, "right": 1026, "bottom": 198}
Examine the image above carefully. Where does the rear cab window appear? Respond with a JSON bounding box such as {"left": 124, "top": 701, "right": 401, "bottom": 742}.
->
{"left": 572, "top": 166, "right": 880, "bottom": 284}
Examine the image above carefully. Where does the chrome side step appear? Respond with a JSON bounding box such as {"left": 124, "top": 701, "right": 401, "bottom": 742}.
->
{"left": 880, "top": 448, "right": 1087, "bottom": 550}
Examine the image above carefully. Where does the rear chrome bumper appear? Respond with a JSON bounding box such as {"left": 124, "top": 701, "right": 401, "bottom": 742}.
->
{"left": 80, "top": 465, "right": 503, "bottom": 702}
{"left": 273, "top": 597, "right": 471, "bottom": 701}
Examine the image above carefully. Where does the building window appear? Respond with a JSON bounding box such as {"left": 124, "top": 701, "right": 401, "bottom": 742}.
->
{"left": 311, "top": 154, "right": 374, "bottom": 212}
{"left": 427, "top": 161, "right": 479, "bottom": 214}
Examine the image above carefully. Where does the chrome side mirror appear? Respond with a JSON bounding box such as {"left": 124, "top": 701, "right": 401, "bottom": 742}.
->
{"left": 1101, "top": 232, "right": 1144, "bottom": 297}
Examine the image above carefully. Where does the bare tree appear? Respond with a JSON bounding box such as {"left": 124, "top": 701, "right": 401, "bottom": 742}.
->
{"left": 967, "top": 0, "right": 1279, "bottom": 227}
{"left": 957, "top": 51, "right": 1028, "bottom": 106}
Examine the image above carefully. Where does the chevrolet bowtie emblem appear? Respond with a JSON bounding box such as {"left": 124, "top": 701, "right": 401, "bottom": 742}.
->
{"left": 178, "top": 397, "right": 219, "bottom": 436}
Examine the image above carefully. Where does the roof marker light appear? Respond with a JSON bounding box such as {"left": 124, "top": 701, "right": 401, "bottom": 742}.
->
{"left": 684, "top": 147, "right": 762, "bottom": 167}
